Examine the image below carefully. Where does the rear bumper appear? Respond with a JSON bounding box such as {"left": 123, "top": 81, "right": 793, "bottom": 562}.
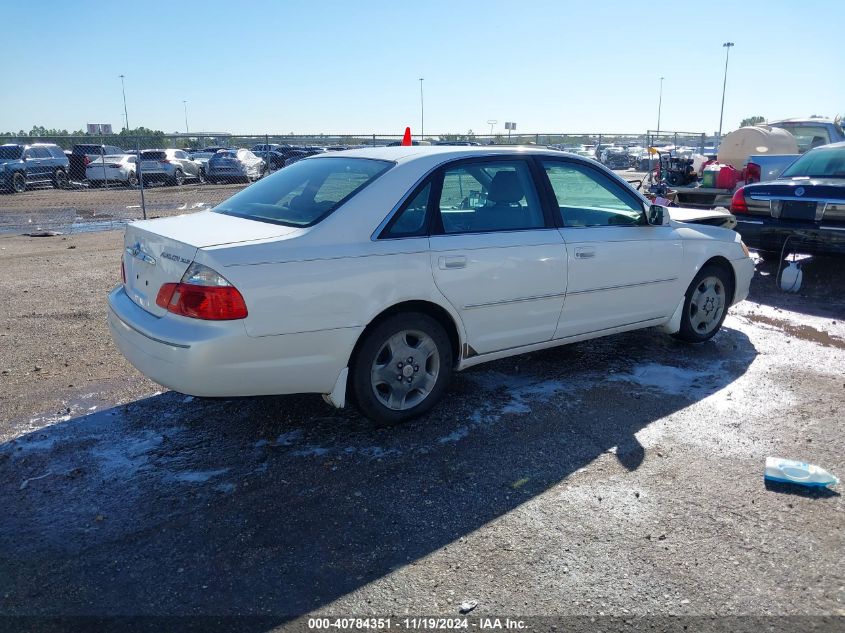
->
{"left": 735, "top": 217, "right": 845, "bottom": 255}
{"left": 107, "top": 285, "right": 361, "bottom": 397}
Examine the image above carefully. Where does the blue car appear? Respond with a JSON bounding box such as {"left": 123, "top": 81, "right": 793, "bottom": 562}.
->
{"left": 0, "top": 143, "right": 70, "bottom": 193}
{"left": 731, "top": 141, "right": 845, "bottom": 258}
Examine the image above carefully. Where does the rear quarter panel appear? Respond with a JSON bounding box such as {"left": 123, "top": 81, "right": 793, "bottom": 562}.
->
{"left": 200, "top": 236, "right": 466, "bottom": 342}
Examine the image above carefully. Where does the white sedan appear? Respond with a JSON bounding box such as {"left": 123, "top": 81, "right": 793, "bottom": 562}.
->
{"left": 108, "top": 146, "right": 754, "bottom": 424}
{"left": 86, "top": 154, "right": 138, "bottom": 187}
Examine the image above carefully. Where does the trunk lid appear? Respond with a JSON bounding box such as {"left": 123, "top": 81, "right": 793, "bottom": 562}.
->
{"left": 123, "top": 211, "right": 301, "bottom": 316}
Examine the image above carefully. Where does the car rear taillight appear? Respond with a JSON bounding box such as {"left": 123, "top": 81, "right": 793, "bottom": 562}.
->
{"left": 730, "top": 186, "right": 748, "bottom": 214}
{"left": 745, "top": 162, "right": 761, "bottom": 184}
{"left": 155, "top": 262, "right": 247, "bottom": 320}
{"left": 83, "top": 156, "right": 91, "bottom": 166}
{"left": 160, "top": 159, "right": 170, "bottom": 165}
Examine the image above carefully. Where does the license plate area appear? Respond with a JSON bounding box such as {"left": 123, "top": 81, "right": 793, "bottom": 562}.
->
{"left": 779, "top": 200, "right": 817, "bottom": 221}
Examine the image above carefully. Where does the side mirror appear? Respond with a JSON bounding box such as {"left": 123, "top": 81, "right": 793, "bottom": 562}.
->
{"left": 648, "top": 204, "right": 670, "bottom": 226}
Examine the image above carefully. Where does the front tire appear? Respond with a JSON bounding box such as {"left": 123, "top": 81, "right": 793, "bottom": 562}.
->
{"left": 350, "top": 313, "right": 453, "bottom": 425}
{"left": 169, "top": 168, "right": 185, "bottom": 186}
{"left": 11, "top": 172, "right": 26, "bottom": 193}
{"left": 53, "top": 168, "right": 68, "bottom": 189}
{"left": 674, "top": 264, "right": 732, "bottom": 343}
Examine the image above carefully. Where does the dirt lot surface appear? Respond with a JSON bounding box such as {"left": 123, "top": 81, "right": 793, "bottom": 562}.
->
{"left": 0, "top": 181, "right": 248, "bottom": 234}
{"left": 1, "top": 223, "right": 844, "bottom": 631}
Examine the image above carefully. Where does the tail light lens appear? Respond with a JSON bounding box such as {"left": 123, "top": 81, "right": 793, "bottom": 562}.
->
{"left": 83, "top": 156, "right": 91, "bottom": 166}
{"left": 745, "top": 162, "right": 761, "bottom": 184}
{"left": 730, "top": 186, "right": 748, "bottom": 214}
{"left": 155, "top": 262, "right": 248, "bottom": 320}
{"left": 160, "top": 159, "right": 170, "bottom": 165}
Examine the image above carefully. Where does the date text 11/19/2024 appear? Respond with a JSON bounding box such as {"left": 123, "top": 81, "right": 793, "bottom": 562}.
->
{"left": 307, "top": 617, "right": 528, "bottom": 630}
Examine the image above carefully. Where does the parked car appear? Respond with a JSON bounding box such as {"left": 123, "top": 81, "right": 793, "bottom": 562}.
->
{"left": 136, "top": 149, "right": 203, "bottom": 186}
{"left": 86, "top": 154, "right": 138, "bottom": 188}
{"left": 731, "top": 141, "right": 845, "bottom": 258}
{"left": 602, "top": 148, "right": 630, "bottom": 170}
{"left": 0, "top": 143, "right": 70, "bottom": 193}
{"left": 205, "top": 149, "right": 265, "bottom": 183}
{"left": 109, "top": 146, "right": 754, "bottom": 425}
{"left": 69, "top": 144, "right": 126, "bottom": 181}
{"left": 769, "top": 118, "right": 845, "bottom": 153}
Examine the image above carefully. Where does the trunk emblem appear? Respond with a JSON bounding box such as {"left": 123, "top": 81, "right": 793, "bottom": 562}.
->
{"left": 125, "top": 242, "right": 156, "bottom": 266}
{"left": 794, "top": 187, "right": 805, "bottom": 197}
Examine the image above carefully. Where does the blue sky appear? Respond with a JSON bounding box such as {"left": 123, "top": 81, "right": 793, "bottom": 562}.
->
{"left": 4, "top": 0, "right": 843, "bottom": 136}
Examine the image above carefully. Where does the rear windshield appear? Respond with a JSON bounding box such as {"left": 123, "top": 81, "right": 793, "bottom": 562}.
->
{"left": 780, "top": 146, "right": 845, "bottom": 179}
{"left": 214, "top": 157, "right": 392, "bottom": 227}
{"left": 140, "top": 151, "right": 166, "bottom": 160}
{"left": 0, "top": 146, "right": 22, "bottom": 159}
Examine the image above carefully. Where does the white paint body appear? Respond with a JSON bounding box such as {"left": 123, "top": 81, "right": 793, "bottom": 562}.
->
{"left": 108, "top": 146, "right": 754, "bottom": 405}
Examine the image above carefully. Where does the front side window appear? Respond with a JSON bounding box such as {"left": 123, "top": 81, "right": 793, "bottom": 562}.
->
{"left": 541, "top": 160, "right": 644, "bottom": 227}
{"left": 214, "top": 157, "right": 392, "bottom": 227}
{"left": 436, "top": 160, "right": 544, "bottom": 234}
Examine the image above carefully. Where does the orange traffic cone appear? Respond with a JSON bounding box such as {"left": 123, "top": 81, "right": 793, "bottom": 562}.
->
{"left": 401, "top": 127, "right": 412, "bottom": 146}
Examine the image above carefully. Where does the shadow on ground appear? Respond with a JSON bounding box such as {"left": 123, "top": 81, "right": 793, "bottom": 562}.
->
{"left": 0, "top": 325, "right": 756, "bottom": 627}
{"left": 749, "top": 254, "right": 845, "bottom": 319}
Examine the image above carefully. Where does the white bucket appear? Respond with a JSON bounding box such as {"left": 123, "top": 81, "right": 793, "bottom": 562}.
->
{"left": 780, "top": 261, "right": 802, "bottom": 292}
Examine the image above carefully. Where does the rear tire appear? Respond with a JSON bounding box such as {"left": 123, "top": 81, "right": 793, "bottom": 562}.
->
{"left": 350, "top": 313, "right": 453, "bottom": 426}
{"left": 674, "top": 264, "right": 733, "bottom": 343}
{"left": 126, "top": 171, "right": 138, "bottom": 187}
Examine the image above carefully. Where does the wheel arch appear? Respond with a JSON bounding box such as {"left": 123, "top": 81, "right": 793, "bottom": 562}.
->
{"left": 700, "top": 255, "right": 736, "bottom": 304}
{"left": 349, "top": 300, "right": 463, "bottom": 372}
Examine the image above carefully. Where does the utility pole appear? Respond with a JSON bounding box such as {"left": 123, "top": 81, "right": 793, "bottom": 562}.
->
{"left": 656, "top": 76, "right": 664, "bottom": 138}
{"left": 419, "top": 78, "right": 424, "bottom": 140}
{"left": 183, "top": 100, "right": 190, "bottom": 135}
{"left": 119, "top": 74, "right": 129, "bottom": 131}
{"left": 717, "top": 42, "right": 735, "bottom": 148}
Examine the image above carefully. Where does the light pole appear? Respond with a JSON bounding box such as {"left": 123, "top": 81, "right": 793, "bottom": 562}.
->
{"left": 656, "top": 76, "right": 664, "bottom": 138}
{"left": 487, "top": 119, "right": 497, "bottom": 136}
{"left": 119, "top": 74, "right": 129, "bottom": 131}
{"left": 183, "top": 100, "right": 189, "bottom": 135}
{"left": 418, "top": 78, "right": 424, "bottom": 140}
{"left": 717, "top": 42, "right": 734, "bottom": 147}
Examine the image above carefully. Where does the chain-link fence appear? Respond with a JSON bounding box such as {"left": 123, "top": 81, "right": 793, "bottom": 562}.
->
{"left": 0, "top": 130, "right": 711, "bottom": 235}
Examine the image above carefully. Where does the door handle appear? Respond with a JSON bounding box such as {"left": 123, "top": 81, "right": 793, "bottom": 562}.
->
{"left": 438, "top": 255, "right": 467, "bottom": 270}
{"left": 575, "top": 247, "right": 595, "bottom": 259}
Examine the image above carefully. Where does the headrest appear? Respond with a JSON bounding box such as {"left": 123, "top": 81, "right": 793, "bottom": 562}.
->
{"left": 488, "top": 171, "right": 523, "bottom": 204}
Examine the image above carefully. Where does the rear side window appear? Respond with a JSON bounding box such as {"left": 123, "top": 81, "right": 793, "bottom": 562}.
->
{"left": 141, "top": 151, "right": 166, "bottom": 161}
{"left": 0, "top": 146, "right": 22, "bottom": 159}
{"left": 435, "top": 160, "right": 545, "bottom": 234}
{"left": 381, "top": 182, "right": 433, "bottom": 238}
{"left": 214, "top": 157, "right": 392, "bottom": 227}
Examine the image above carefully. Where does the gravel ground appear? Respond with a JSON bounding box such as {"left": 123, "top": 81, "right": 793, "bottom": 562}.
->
{"left": 0, "top": 221, "right": 844, "bottom": 630}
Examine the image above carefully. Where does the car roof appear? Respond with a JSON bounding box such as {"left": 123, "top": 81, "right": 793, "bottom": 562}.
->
{"left": 307, "top": 145, "right": 573, "bottom": 165}
{"left": 770, "top": 118, "right": 836, "bottom": 125}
